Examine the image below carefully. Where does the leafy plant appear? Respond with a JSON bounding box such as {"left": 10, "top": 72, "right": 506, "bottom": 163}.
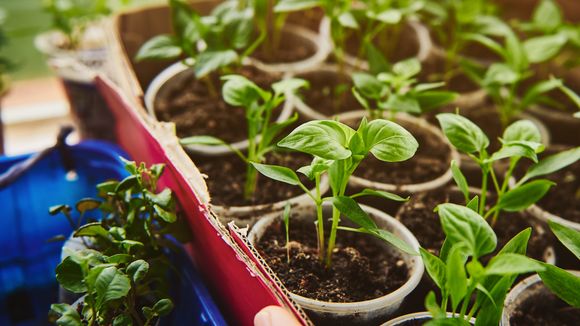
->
{"left": 352, "top": 57, "right": 457, "bottom": 120}
{"left": 462, "top": 23, "right": 580, "bottom": 127}
{"left": 437, "top": 113, "right": 580, "bottom": 225}
{"left": 0, "top": 7, "right": 16, "bottom": 96}
{"left": 43, "top": 0, "right": 130, "bottom": 49}
{"left": 252, "top": 117, "right": 418, "bottom": 267}
{"left": 422, "top": 203, "right": 546, "bottom": 325}
{"left": 49, "top": 160, "right": 190, "bottom": 326}
{"left": 180, "top": 75, "right": 307, "bottom": 200}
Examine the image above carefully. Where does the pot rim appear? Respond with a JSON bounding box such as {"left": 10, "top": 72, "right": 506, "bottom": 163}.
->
{"left": 383, "top": 311, "right": 476, "bottom": 325}
{"left": 248, "top": 202, "right": 424, "bottom": 313}
{"left": 143, "top": 61, "right": 294, "bottom": 156}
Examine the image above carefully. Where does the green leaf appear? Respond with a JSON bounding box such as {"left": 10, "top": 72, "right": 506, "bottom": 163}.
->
{"left": 352, "top": 72, "right": 383, "bottom": 99}
{"left": 436, "top": 113, "right": 489, "bottom": 154}
{"left": 420, "top": 248, "right": 447, "bottom": 290}
{"left": 366, "top": 43, "right": 390, "bottom": 75}
{"left": 146, "top": 188, "right": 173, "bottom": 208}
{"left": 484, "top": 253, "right": 545, "bottom": 275}
{"left": 180, "top": 135, "right": 227, "bottom": 146}
{"left": 221, "top": 74, "right": 265, "bottom": 108}
{"left": 497, "top": 179, "right": 555, "bottom": 212}
{"left": 503, "top": 120, "right": 542, "bottom": 143}
{"left": 437, "top": 203, "right": 497, "bottom": 258}
{"left": 51, "top": 303, "right": 81, "bottom": 326}
{"left": 393, "top": 58, "right": 421, "bottom": 78}
{"left": 384, "top": 94, "right": 422, "bottom": 114}
{"left": 498, "top": 228, "right": 531, "bottom": 256}
{"left": 154, "top": 204, "right": 177, "bottom": 223}
{"left": 153, "top": 298, "right": 174, "bottom": 316}
{"left": 272, "top": 78, "right": 308, "bottom": 96}
{"left": 446, "top": 244, "right": 468, "bottom": 311}
{"left": 194, "top": 50, "right": 238, "bottom": 78}
{"left": 425, "top": 291, "right": 446, "bottom": 319}
{"left": 95, "top": 266, "right": 131, "bottom": 310}
{"left": 135, "top": 35, "right": 182, "bottom": 61}
{"left": 113, "top": 314, "right": 132, "bottom": 326}
{"left": 107, "top": 254, "right": 132, "bottom": 264}
{"left": 297, "top": 157, "right": 332, "bottom": 180}
{"left": 524, "top": 34, "right": 567, "bottom": 63}
{"left": 467, "top": 196, "right": 479, "bottom": 212}
{"left": 539, "top": 264, "right": 580, "bottom": 307}
{"left": 332, "top": 196, "right": 377, "bottom": 230}
{"left": 49, "top": 204, "right": 71, "bottom": 216}
{"left": 483, "top": 63, "right": 519, "bottom": 86}
{"left": 56, "top": 257, "right": 87, "bottom": 293}
{"left": 451, "top": 160, "right": 469, "bottom": 202}
{"left": 75, "top": 198, "right": 101, "bottom": 213}
{"left": 127, "top": 260, "right": 149, "bottom": 283}
{"left": 350, "top": 188, "right": 409, "bottom": 202}
{"left": 274, "top": 0, "right": 321, "bottom": 12}
{"left": 416, "top": 91, "right": 458, "bottom": 112}
{"left": 278, "top": 120, "right": 354, "bottom": 160}
{"left": 252, "top": 163, "right": 304, "bottom": 186}
{"left": 533, "top": 0, "right": 562, "bottom": 33}
{"left": 338, "top": 11, "right": 358, "bottom": 29}
{"left": 261, "top": 114, "right": 300, "bottom": 152}
{"left": 373, "top": 228, "right": 418, "bottom": 255}
{"left": 521, "top": 78, "right": 563, "bottom": 109}
{"left": 548, "top": 220, "right": 580, "bottom": 260}
{"left": 74, "top": 222, "right": 109, "bottom": 239}
{"left": 115, "top": 175, "right": 138, "bottom": 193}
{"left": 488, "top": 144, "right": 539, "bottom": 163}
{"left": 521, "top": 147, "right": 580, "bottom": 183}
{"left": 358, "top": 118, "right": 418, "bottom": 162}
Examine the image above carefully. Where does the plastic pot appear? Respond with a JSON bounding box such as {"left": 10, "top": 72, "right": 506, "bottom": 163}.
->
{"left": 144, "top": 61, "right": 293, "bottom": 156}
{"left": 246, "top": 19, "right": 332, "bottom": 74}
{"left": 248, "top": 201, "right": 424, "bottom": 324}
{"left": 384, "top": 312, "right": 475, "bottom": 325}
{"left": 338, "top": 110, "right": 460, "bottom": 193}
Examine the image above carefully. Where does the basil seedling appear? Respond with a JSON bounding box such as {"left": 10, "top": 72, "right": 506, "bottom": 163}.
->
{"left": 253, "top": 117, "right": 418, "bottom": 267}
{"left": 352, "top": 58, "right": 457, "bottom": 120}
{"left": 49, "top": 160, "right": 190, "bottom": 326}
{"left": 422, "top": 203, "right": 545, "bottom": 325}
{"left": 180, "top": 75, "right": 307, "bottom": 200}
{"left": 437, "top": 113, "right": 580, "bottom": 225}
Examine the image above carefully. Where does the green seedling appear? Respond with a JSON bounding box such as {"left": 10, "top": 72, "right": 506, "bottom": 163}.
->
{"left": 352, "top": 57, "right": 457, "bottom": 120}
{"left": 49, "top": 160, "right": 190, "bottom": 326}
{"left": 422, "top": 203, "right": 545, "bottom": 325}
{"left": 437, "top": 113, "right": 580, "bottom": 225}
{"left": 283, "top": 201, "right": 291, "bottom": 263}
{"left": 252, "top": 118, "right": 418, "bottom": 267}
{"left": 180, "top": 75, "right": 307, "bottom": 200}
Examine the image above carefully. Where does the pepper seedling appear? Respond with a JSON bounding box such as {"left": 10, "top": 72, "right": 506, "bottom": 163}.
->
{"left": 437, "top": 112, "right": 580, "bottom": 225}
{"left": 49, "top": 160, "right": 190, "bottom": 326}
{"left": 180, "top": 75, "right": 307, "bottom": 201}
{"left": 352, "top": 57, "right": 457, "bottom": 120}
{"left": 252, "top": 117, "right": 418, "bottom": 267}
{"left": 422, "top": 203, "right": 546, "bottom": 325}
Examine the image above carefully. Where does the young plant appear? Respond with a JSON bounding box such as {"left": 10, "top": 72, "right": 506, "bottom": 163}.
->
{"left": 352, "top": 57, "right": 457, "bottom": 120}
{"left": 437, "top": 112, "right": 580, "bottom": 225}
{"left": 180, "top": 75, "right": 307, "bottom": 201}
{"left": 462, "top": 23, "right": 580, "bottom": 127}
{"left": 252, "top": 117, "right": 419, "bottom": 267}
{"left": 422, "top": 203, "right": 546, "bottom": 325}
{"left": 49, "top": 160, "right": 190, "bottom": 326}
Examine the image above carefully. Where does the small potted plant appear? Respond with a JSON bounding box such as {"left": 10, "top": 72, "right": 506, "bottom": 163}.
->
{"left": 48, "top": 160, "right": 201, "bottom": 325}
{"left": 248, "top": 118, "right": 424, "bottom": 323}
{"left": 502, "top": 220, "right": 580, "bottom": 325}
{"left": 386, "top": 203, "right": 546, "bottom": 325}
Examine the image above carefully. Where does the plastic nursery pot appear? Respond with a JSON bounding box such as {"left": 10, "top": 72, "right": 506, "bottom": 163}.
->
{"left": 383, "top": 312, "right": 476, "bottom": 325}
{"left": 328, "top": 18, "right": 432, "bottom": 71}
{"left": 248, "top": 201, "right": 424, "bottom": 324}
{"left": 144, "top": 61, "right": 293, "bottom": 156}
{"left": 338, "top": 110, "right": 460, "bottom": 194}
{"left": 246, "top": 19, "right": 332, "bottom": 74}
{"left": 501, "top": 271, "right": 580, "bottom": 326}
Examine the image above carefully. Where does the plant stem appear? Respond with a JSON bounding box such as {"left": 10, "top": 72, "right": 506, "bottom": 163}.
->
{"left": 479, "top": 168, "right": 488, "bottom": 216}
{"left": 315, "top": 173, "right": 325, "bottom": 261}
{"left": 244, "top": 164, "right": 258, "bottom": 201}
{"left": 325, "top": 205, "right": 341, "bottom": 268}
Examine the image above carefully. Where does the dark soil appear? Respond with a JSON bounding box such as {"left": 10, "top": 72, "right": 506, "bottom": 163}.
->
{"left": 536, "top": 158, "right": 580, "bottom": 224}
{"left": 353, "top": 121, "right": 451, "bottom": 186}
{"left": 396, "top": 188, "right": 554, "bottom": 262}
{"left": 153, "top": 66, "right": 278, "bottom": 142}
{"left": 257, "top": 218, "right": 409, "bottom": 303}
{"left": 194, "top": 151, "right": 313, "bottom": 207}
{"left": 509, "top": 282, "right": 580, "bottom": 326}
{"left": 344, "top": 22, "right": 419, "bottom": 63}
{"left": 252, "top": 28, "right": 317, "bottom": 64}
{"left": 286, "top": 7, "right": 325, "bottom": 32}
{"left": 299, "top": 69, "right": 362, "bottom": 117}
{"left": 420, "top": 55, "right": 481, "bottom": 94}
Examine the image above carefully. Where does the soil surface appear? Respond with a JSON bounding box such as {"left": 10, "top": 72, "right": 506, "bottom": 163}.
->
{"left": 396, "top": 188, "right": 554, "bottom": 262}
{"left": 252, "top": 28, "right": 317, "bottom": 64}
{"left": 344, "top": 22, "right": 419, "bottom": 63}
{"left": 153, "top": 66, "right": 278, "bottom": 142}
{"left": 257, "top": 218, "right": 409, "bottom": 303}
{"left": 510, "top": 283, "right": 580, "bottom": 326}
{"left": 299, "top": 69, "right": 362, "bottom": 117}
{"left": 286, "top": 7, "right": 325, "bottom": 32}
{"left": 194, "top": 151, "right": 313, "bottom": 207}
{"left": 420, "top": 55, "right": 481, "bottom": 94}
{"left": 353, "top": 121, "right": 451, "bottom": 186}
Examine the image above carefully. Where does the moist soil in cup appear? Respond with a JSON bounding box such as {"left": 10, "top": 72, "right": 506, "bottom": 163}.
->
{"left": 344, "top": 23, "right": 419, "bottom": 63}
{"left": 153, "top": 65, "right": 277, "bottom": 142}
{"left": 257, "top": 218, "right": 409, "bottom": 303}
{"left": 535, "top": 158, "right": 580, "bottom": 224}
{"left": 299, "top": 69, "right": 362, "bottom": 117}
{"left": 251, "top": 28, "right": 317, "bottom": 64}
{"left": 353, "top": 121, "right": 450, "bottom": 186}
{"left": 396, "top": 188, "right": 554, "bottom": 262}
{"left": 509, "top": 282, "right": 580, "bottom": 326}
{"left": 193, "top": 151, "right": 313, "bottom": 207}
{"left": 286, "top": 7, "right": 325, "bottom": 32}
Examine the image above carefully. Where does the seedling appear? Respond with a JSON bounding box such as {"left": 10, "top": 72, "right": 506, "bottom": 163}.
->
{"left": 352, "top": 58, "right": 457, "bottom": 120}
{"left": 462, "top": 23, "right": 580, "bottom": 127}
{"left": 422, "top": 203, "right": 545, "bottom": 325}
{"left": 437, "top": 113, "right": 580, "bottom": 225}
{"left": 283, "top": 201, "right": 291, "bottom": 263}
{"left": 180, "top": 75, "right": 307, "bottom": 200}
{"left": 252, "top": 118, "right": 418, "bottom": 267}
{"left": 49, "top": 161, "right": 190, "bottom": 326}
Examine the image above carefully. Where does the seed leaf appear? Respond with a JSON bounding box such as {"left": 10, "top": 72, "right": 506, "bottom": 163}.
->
{"left": 359, "top": 119, "right": 418, "bottom": 162}
{"left": 437, "top": 113, "right": 489, "bottom": 154}
{"left": 252, "top": 163, "right": 304, "bottom": 186}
